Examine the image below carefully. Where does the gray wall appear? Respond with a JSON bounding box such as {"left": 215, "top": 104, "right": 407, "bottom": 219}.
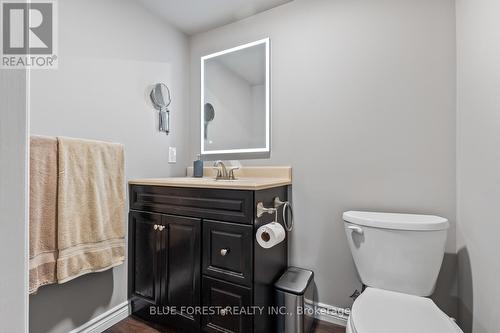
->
{"left": 28, "top": 0, "right": 190, "bottom": 332}
{"left": 456, "top": 0, "right": 500, "bottom": 332}
{"left": 0, "top": 69, "right": 29, "bottom": 333}
{"left": 190, "top": 0, "right": 457, "bottom": 310}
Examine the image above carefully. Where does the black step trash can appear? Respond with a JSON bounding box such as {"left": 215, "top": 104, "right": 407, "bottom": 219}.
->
{"left": 275, "top": 267, "right": 315, "bottom": 333}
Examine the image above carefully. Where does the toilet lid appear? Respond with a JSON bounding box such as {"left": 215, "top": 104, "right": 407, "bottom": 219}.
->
{"left": 350, "top": 288, "right": 460, "bottom": 333}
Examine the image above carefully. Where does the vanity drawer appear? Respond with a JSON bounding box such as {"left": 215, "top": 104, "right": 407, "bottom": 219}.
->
{"left": 130, "top": 185, "right": 254, "bottom": 224}
{"left": 203, "top": 220, "right": 253, "bottom": 286}
{"left": 202, "top": 276, "right": 252, "bottom": 333}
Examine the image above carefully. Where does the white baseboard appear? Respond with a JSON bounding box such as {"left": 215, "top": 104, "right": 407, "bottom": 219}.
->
{"left": 69, "top": 301, "right": 130, "bottom": 333}
{"left": 314, "top": 302, "right": 350, "bottom": 327}
{"left": 66, "top": 299, "right": 346, "bottom": 331}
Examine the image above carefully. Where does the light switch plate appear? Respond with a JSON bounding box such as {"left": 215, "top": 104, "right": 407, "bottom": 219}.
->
{"left": 168, "top": 147, "right": 176, "bottom": 163}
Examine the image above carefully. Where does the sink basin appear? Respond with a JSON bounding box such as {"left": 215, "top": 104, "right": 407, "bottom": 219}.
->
{"left": 144, "top": 177, "right": 249, "bottom": 183}
{"left": 213, "top": 178, "right": 249, "bottom": 182}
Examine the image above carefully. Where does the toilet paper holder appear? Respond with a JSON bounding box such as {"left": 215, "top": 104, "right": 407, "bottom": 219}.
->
{"left": 256, "top": 202, "right": 277, "bottom": 218}
{"left": 256, "top": 197, "right": 294, "bottom": 231}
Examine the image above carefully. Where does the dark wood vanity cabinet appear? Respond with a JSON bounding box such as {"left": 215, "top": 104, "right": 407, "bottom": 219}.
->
{"left": 128, "top": 184, "right": 289, "bottom": 333}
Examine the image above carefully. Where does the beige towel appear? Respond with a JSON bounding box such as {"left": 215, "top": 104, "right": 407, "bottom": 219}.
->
{"left": 29, "top": 136, "right": 58, "bottom": 294}
{"left": 56, "top": 137, "right": 125, "bottom": 283}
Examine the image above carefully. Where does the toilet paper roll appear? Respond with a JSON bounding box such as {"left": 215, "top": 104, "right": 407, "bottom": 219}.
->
{"left": 256, "top": 222, "right": 286, "bottom": 249}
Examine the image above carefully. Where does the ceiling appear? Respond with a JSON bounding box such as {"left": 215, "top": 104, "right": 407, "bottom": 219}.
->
{"left": 137, "top": 0, "right": 293, "bottom": 35}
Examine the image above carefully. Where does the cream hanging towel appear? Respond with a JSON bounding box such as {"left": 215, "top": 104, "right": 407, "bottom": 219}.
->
{"left": 29, "top": 135, "right": 58, "bottom": 294}
{"left": 56, "top": 137, "right": 125, "bottom": 283}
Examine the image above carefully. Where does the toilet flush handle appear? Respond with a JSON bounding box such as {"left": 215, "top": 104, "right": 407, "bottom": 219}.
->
{"left": 347, "top": 225, "right": 364, "bottom": 235}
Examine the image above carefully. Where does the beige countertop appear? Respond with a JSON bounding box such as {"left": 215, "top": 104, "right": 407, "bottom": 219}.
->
{"left": 129, "top": 166, "right": 292, "bottom": 190}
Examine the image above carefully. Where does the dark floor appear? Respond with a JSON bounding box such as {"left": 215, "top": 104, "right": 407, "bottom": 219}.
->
{"left": 105, "top": 316, "right": 346, "bottom": 333}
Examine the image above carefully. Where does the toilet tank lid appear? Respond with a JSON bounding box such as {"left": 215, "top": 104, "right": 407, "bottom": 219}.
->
{"left": 343, "top": 211, "right": 449, "bottom": 231}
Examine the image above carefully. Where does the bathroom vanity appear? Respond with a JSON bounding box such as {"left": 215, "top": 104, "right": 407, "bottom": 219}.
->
{"left": 128, "top": 167, "right": 292, "bottom": 333}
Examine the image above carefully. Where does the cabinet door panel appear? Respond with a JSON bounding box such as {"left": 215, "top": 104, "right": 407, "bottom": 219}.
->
{"left": 129, "top": 211, "right": 161, "bottom": 304}
{"left": 161, "top": 215, "right": 201, "bottom": 330}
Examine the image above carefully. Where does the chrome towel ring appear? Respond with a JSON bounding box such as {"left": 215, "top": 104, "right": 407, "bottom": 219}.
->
{"left": 274, "top": 197, "right": 294, "bottom": 232}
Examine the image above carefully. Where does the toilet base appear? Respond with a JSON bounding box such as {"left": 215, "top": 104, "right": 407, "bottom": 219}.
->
{"left": 345, "top": 316, "right": 353, "bottom": 333}
{"left": 345, "top": 304, "right": 463, "bottom": 333}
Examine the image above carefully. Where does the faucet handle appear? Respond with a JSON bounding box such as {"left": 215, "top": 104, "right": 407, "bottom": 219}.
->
{"left": 228, "top": 167, "right": 240, "bottom": 180}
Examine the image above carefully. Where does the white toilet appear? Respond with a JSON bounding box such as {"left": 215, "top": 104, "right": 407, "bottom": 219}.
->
{"left": 342, "top": 211, "right": 463, "bottom": 333}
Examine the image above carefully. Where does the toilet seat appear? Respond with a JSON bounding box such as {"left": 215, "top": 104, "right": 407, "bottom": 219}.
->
{"left": 349, "top": 288, "right": 463, "bottom": 333}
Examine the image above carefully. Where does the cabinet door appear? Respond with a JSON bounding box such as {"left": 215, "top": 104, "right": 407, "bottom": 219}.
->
{"left": 129, "top": 211, "right": 162, "bottom": 307}
{"left": 160, "top": 215, "right": 201, "bottom": 330}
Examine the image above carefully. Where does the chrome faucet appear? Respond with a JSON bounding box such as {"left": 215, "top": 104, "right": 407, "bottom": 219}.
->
{"left": 213, "top": 160, "right": 239, "bottom": 180}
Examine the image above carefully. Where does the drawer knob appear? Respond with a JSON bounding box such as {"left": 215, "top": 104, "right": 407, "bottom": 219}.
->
{"left": 153, "top": 224, "right": 158, "bottom": 230}
{"left": 158, "top": 225, "right": 165, "bottom": 231}
{"left": 220, "top": 248, "right": 229, "bottom": 256}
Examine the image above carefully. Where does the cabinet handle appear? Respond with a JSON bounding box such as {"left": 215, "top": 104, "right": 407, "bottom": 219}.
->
{"left": 220, "top": 248, "right": 229, "bottom": 256}
{"left": 153, "top": 224, "right": 159, "bottom": 230}
{"left": 158, "top": 225, "right": 165, "bottom": 231}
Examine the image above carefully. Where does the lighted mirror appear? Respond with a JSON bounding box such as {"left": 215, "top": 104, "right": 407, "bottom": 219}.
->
{"left": 201, "top": 38, "right": 270, "bottom": 156}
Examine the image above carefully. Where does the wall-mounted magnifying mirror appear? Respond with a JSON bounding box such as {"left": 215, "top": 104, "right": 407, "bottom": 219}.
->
{"left": 150, "top": 83, "right": 171, "bottom": 134}
{"left": 201, "top": 38, "right": 270, "bottom": 156}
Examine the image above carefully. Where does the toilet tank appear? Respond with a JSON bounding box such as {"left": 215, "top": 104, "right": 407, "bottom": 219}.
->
{"left": 343, "top": 211, "right": 449, "bottom": 297}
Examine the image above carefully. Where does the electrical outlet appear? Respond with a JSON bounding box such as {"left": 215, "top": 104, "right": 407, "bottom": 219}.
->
{"left": 168, "top": 147, "right": 176, "bottom": 163}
